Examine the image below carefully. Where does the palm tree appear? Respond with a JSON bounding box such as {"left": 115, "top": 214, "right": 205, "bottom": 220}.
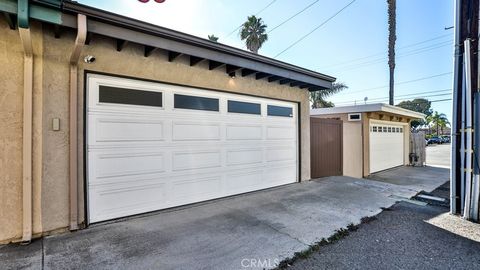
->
{"left": 310, "top": 82, "right": 348, "bottom": 108}
{"left": 430, "top": 111, "right": 449, "bottom": 135}
{"left": 387, "top": 0, "right": 396, "bottom": 105}
{"left": 208, "top": 34, "right": 219, "bottom": 42}
{"left": 239, "top": 16, "right": 268, "bottom": 53}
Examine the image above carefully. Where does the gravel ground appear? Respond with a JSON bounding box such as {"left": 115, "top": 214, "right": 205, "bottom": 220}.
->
{"left": 281, "top": 186, "right": 480, "bottom": 270}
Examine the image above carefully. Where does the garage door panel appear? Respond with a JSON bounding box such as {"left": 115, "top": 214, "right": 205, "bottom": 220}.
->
{"left": 172, "top": 151, "right": 222, "bottom": 171}
{"left": 88, "top": 116, "right": 165, "bottom": 145}
{"left": 266, "top": 147, "right": 296, "bottom": 162}
{"left": 92, "top": 151, "right": 165, "bottom": 180}
{"left": 266, "top": 126, "right": 296, "bottom": 140}
{"left": 171, "top": 175, "right": 223, "bottom": 200}
{"left": 87, "top": 74, "right": 298, "bottom": 223}
{"left": 89, "top": 182, "right": 168, "bottom": 223}
{"left": 226, "top": 125, "right": 263, "bottom": 140}
{"left": 225, "top": 171, "right": 264, "bottom": 193}
{"left": 172, "top": 122, "right": 221, "bottom": 141}
{"left": 226, "top": 148, "right": 263, "bottom": 166}
{"left": 265, "top": 165, "right": 297, "bottom": 185}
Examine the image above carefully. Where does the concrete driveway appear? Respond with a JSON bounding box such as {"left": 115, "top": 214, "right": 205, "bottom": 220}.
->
{"left": 1, "top": 167, "right": 449, "bottom": 270}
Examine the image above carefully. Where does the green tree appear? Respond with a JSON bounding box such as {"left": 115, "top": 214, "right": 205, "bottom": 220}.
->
{"left": 387, "top": 0, "right": 396, "bottom": 105}
{"left": 208, "top": 34, "right": 219, "bottom": 42}
{"left": 430, "top": 111, "right": 450, "bottom": 135}
{"left": 397, "top": 98, "right": 432, "bottom": 129}
{"left": 240, "top": 16, "right": 268, "bottom": 53}
{"left": 310, "top": 82, "right": 348, "bottom": 109}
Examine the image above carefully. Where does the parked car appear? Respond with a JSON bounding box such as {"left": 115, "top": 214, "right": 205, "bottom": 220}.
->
{"left": 440, "top": 136, "right": 451, "bottom": 143}
{"left": 427, "top": 137, "right": 443, "bottom": 145}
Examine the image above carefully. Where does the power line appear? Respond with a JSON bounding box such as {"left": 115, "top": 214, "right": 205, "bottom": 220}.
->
{"left": 274, "top": 0, "right": 357, "bottom": 58}
{"left": 224, "top": 0, "right": 278, "bottom": 38}
{"left": 335, "top": 92, "right": 453, "bottom": 105}
{"left": 318, "top": 33, "right": 452, "bottom": 70}
{"left": 328, "top": 40, "right": 453, "bottom": 72}
{"left": 343, "top": 72, "right": 453, "bottom": 95}
{"left": 335, "top": 97, "right": 452, "bottom": 106}
{"left": 268, "top": 0, "right": 320, "bottom": 33}
{"left": 335, "top": 88, "right": 452, "bottom": 104}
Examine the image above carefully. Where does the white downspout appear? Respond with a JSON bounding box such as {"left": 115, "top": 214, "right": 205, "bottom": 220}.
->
{"left": 463, "top": 38, "right": 473, "bottom": 220}
{"left": 18, "top": 26, "right": 33, "bottom": 243}
{"left": 69, "top": 14, "right": 87, "bottom": 230}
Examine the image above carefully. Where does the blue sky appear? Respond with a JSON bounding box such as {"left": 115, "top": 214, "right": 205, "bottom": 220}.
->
{"left": 78, "top": 0, "right": 454, "bottom": 120}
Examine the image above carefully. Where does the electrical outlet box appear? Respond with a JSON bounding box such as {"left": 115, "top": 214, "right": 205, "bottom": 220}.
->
{"left": 52, "top": 118, "right": 60, "bottom": 131}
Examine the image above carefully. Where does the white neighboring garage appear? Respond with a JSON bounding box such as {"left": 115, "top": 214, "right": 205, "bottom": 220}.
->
{"left": 369, "top": 121, "right": 406, "bottom": 173}
{"left": 311, "top": 103, "right": 424, "bottom": 178}
{"left": 87, "top": 74, "right": 298, "bottom": 222}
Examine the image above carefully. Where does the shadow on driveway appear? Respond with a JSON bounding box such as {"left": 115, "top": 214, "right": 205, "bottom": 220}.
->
{"left": 1, "top": 167, "right": 450, "bottom": 270}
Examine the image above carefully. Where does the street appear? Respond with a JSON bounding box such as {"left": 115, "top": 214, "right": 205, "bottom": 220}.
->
{"left": 426, "top": 143, "right": 451, "bottom": 168}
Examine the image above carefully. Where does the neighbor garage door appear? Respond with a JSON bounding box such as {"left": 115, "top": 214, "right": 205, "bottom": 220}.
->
{"left": 86, "top": 74, "right": 298, "bottom": 223}
{"left": 369, "top": 121, "right": 405, "bottom": 173}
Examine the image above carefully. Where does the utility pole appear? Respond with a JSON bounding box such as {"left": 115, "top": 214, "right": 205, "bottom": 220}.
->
{"left": 451, "top": 0, "right": 479, "bottom": 221}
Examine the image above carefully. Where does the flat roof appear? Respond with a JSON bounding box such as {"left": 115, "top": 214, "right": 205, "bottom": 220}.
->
{"left": 310, "top": 103, "right": 425, "bottom": 119}
{"left": 2, "top": 0, "right": 335, "bottom": 91}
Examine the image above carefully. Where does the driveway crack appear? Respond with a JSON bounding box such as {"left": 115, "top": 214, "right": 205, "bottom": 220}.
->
{"left": 219, "top": 203, "right": 309, "bottom": 247}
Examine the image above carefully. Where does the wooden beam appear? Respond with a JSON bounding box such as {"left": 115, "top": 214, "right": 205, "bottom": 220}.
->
{"left": 268, "top": 76, "right": 282, "bottom": 82}
{"left": 116, "top": 39, "right": 128, "bottom": 51}
{"left": 144, "top": 46, "right": 157, "bottom": 57}
{"left": 3, "top": 12, "right": 16, "bottom": 30}
{"left": 54, "top": 25, "right": 62, "bottom": 39}
{"left": 308, "top": 86, "right": 323, "bottom": 91}
{"left": 290, "top": 81, "right": 303, "bottom": 87}
{"left": 168, "top": 51, "right": 182, "bottom": 62}
{"left": 226, "top": 64, "right": 241, "bottom": 74}
{"left": 299, "top": 84, "right": 311, "bottom": 89}
{"left": 209, "top": 60, "right": 224, "bottom": 70}
{"left": 241, "top": 69, "right": 257, "bottom": 77}
{"left": 279, "top": 79, "right": 293, "bottom": 85}
{"left": 255, "top": 72, "right": 270, "bottom": 80}
{"left": 85, "top": 32, "right": 93, "bottom": 45}
{"left": 190, "top": 56, "right": 204, "bottom": 66}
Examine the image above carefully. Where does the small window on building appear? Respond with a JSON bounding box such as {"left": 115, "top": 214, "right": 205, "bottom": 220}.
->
{"left": 174, "top": 94, "right": 219, "bottom": 111}
{"left": 267, "top": 105, "right": 293, "bottom": 117}
{"left": 396, "top": 127, "right": 399, "bottom": 132}
{"left": 99, "top": 86, "right": 162, "bottom": 107}
{"left": 373, "top": 126, "right": 377, "bottom": 132}
{"left": 228, "top": 100, "right": 261, "bottom": 115}
{"left": 388, "top": 127, "right": 392, "bottom": 132}
{"left": 378, "top": 127, "right": 382, "bottom": 132}
{"left": 383, "top": 127, "right": 387, "bottom": 132}
{"left": 400, "top": 127, "right": 403, "bottom": 133}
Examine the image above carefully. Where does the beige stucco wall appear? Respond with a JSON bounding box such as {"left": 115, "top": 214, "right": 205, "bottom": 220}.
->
{"left": 0, "top": 20, "right": 44, "bottom": 243}
{"left": 0, "top": 22, "right": 312, "bottom": 242}
{"left": 311, "top": 114, "right": 363, "bottom": 178}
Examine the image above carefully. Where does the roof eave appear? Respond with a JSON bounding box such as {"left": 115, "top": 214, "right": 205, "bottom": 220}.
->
{"left": 59, "top": 1, "right": 335, "bottom": 88}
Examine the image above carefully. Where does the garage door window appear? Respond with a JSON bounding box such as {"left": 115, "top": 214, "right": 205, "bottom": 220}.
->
{"left": 228, "top": 100, "right": 261, "bottom": 115}
{"left": 267, "top": 105, "right": 293, "bottom": 117}
{"left": 174, "top": 94, "right": 219, "bottom": 111}
{"left": 99, "top": 86, "right": 163, "bottom": 107}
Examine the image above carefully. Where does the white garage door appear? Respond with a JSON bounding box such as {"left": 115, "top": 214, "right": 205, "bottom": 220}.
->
{"left": 369, "top": 122, "right": 405, "bottom": 173}
{"left": 86, "top": 74, "right": 298, "bottom": 223}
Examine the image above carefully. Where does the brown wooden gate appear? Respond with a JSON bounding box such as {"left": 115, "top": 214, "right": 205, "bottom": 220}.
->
{"left": 310, "top": 118, "right": 343, "bottom": 178}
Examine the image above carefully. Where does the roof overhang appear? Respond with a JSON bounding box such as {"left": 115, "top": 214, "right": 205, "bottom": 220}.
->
{"left": 1, "top": 0, "right": 335, "bottom": 91}
{"left": 310, "top": 103, "right": 425, "bottom": 119}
